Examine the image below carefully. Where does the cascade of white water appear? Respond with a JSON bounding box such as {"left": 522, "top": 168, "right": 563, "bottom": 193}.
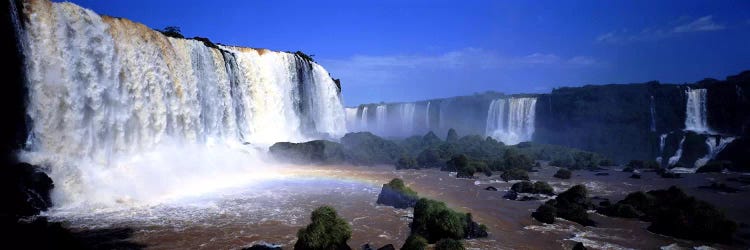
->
{"left": 425, "top": 101, "right": 431, "bottom": 131}
{"left": 685, "top": 88, "right": 709, "bottom": 133}
{"left": 375, "top": 105, "right": 387, "bottom": 134}
{"left": 668, "top": 136, "right": 686, "bottom": 166}
{"left": 16, "top": 0, "right": 346, "bottom": 208}
{"left": 656, "top": 133, "right": 668, "bottom": 164}
{"left": 399, "top": 103, "right": 416, "bottom": 136}
{"left": 485, "top": 97, "right": 537, "bottom": 145}
{"left": 360, "top": 106, "right": 369, "bottom": 131}
{"left": 650, "top": 96, "right": 656, "bottom": 132}
{"left": 485, "top": 99, "right": 506, "bottom": 136}
{"left": 345, "top": 107, "right": 359, "bottom": 132}
{"left": 694, "top": 136, "right": 736, "bottom": 169}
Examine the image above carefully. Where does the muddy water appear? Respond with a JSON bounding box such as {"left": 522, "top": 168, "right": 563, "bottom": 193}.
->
{"left": 50, "top": 165, "right": 749, "bottom": 249}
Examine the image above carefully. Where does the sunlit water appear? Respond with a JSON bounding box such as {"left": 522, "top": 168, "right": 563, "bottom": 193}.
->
{"left": 42, "top": 164, "right": 749, "bottom": 249}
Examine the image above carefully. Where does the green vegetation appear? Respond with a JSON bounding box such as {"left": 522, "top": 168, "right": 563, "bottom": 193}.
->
{"left": 532, "top": 185, "right": 595, "bottom": 226}
{"left": 411, "top": 198, "right": 487, "bottom": 243}
{"left": 395, "top": 155, "right": 418, "bottom": 169}
{"left": 598, "top": 186, "right": 737, "bottom": 243}
{"left": 400, "top": 235, "right": 427, "bottom": 250}
{"left": 446, "top": 129, "right": 459, "bottom": 142}
{"left": 377, "top": 178, "right": 419, "bottom": 208}
{"left": 511, "top": 181, "right": 554, "bottom": 195}
{"left": 384, "top": 178, "right": 417, "bottom": 198}
{"left": 269, "top": 140, "right": 346, "bottom": 164}
{"left": 553, "top": 168, "right": 572, "bottom": 179}
{"left": 158, "top": 26, "right": 184, "bottom": 38}
{"left": 500, "top": 168, "right": 529, "bottom": 182}
{"left": 434, "top": 238, "right": 465, "bottom": 250}
{"left": 341, "top": 132, "right": 405, "bottom": 165}
{"left": 294, "top": 206, "right": 351, "bottom": 250}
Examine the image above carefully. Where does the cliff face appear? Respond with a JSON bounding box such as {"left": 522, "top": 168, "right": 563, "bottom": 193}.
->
{"left": 351, "top": 71, "right": 750, "bottom": 167}
{"left": 534, "top": 83, "right": 686, "bottom": 162}
{"left": 535, "top": 73, "right": 749, "bottom": 164}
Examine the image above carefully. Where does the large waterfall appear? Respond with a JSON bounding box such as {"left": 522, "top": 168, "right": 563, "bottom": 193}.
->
{"left": 375, "top": 105, "right": 388, "bottom": 134}
{"left": 398, "top": 103, "right": 416, "bottom": 136}
{"left": 345, "top": 107, "right": 359, "bottom": 132}
{"left": 15, "top": 0, "right": 345, "bottom": 208}
{"left": 485, "top": 97, "right": 537, "bottom": 145}
{"left": 685, "top": 88, "right": 709, "bottom": 132}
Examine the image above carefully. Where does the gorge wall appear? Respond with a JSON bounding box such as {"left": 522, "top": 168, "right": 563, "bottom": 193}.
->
{"left": 348, "top": 72, "right": 750, "bottom": 166}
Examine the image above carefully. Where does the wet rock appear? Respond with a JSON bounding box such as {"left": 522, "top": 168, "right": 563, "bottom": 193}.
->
{"left": 531, "top": 203, "right": 556, "bottom": 224}
{"left": 629, "top": 173, "right": 641, "bottom": 179}
{"left": 503, "top": 191, "right": 518, "bottom": 200}
{"left": 464, "top": 213, "right": 488, "bottom": 239}
{"left": 243, "top": 243, "right": 282, "bottom": 250}
{"left": 534, "top": 185, "right": 595, "bottom": 226}
{"left": 376, "top": 179, "right": 419, "bottom": 209}
{"left": 519, "top": 196, "right": 539, "bottom": 201}
{"left": 656, "top": 168, "right": 681, "bottom": 179}
{"left": 1, "top": 162, "right": 54, "bottom": 217}
{"left": 484, "top": 186, "right": 498, "bottom": 191}
{"left": 699, "top": 182, "right": 740, "bottom": 193}
{"left": 594, "top": 172, "right": 609, "bottom": 176}
{"left": 571, "top": 242, "right": 587, "bottom": 250}
{"left": 510, "top": 181, "right": 555, "bottom": 195}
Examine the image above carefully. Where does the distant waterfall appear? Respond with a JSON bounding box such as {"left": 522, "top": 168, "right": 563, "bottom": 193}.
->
{"left": 376, "top": 105, "right": 387, "bottom": 133}
{"left": 685, "top": 88, "right": 709, "bottom": 132}
{"left": 425, "top": 102, "right": 431, "bottom": 130}
{"left": 345, "top": 107, "right": 359, "bottom": 132}
{"left": 656, "top": 133, "right": 668, "bottom": 164}
{"left": 485, "top": 97, "right": 537, "bottom": 145}
{"left": 15, "top": 0, "right": 346, "bottom": 208}
{"left": 360, "top": 106, "right": 369, "bottom": 131}
{"left": 650, "top": 96, "right": 656, "bottom": 132}
{"left": 399, "top": 103, "right": 416, "bottom": 135}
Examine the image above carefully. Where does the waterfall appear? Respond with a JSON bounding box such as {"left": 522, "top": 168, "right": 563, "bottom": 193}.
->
{"left": 656, "top": 133, "right": 668, "bottom": 164}
{"left": 345, "top": 107, "right": 359, "bottom": 132}
{"left": 685, "top": 88, "right": 709, "bottom": 133}
{"left": 15, "top": 0, "right": 346, "bottom": 208}
{"left": 693, "top": 136, "right": 736, "bottom": 169}
{"left": 425, "top": 101, "right": 431, "bottom": 130}
{"left": 668, "top": 136, "right": 685, "bottom": 166}
{"left": 650, "top": 95, "right": 656, "bottom": 132}
{"left": 485, "top": 97, "right": 537, "bottom": 145}
{"left": 360, "top": 106, "right": 369, "bottom": 131}
{"left": 375, "top": 105, "right": 387, "bottom": 134}
{"left": 485, "top": 99, "right": 506, "bottom": 136}
{"left": 399, "top": 103, "right": 416, "bottom": 136}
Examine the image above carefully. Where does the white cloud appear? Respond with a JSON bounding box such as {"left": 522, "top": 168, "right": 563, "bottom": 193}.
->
{"left": 597, "top": 15, "right": 725, "bottom": 44}
{"left": 673, "top": 15, "right": 725, "bottom": 33}
{"left": 320, "top": 49, "right": 598, "bottom": 87}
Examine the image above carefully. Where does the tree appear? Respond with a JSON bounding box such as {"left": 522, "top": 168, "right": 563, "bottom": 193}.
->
{"left": 159, "top": 26, "right": 184, "bottom": 39}
{"left": 294, "top": 206, "right": 352, "bottom": 250}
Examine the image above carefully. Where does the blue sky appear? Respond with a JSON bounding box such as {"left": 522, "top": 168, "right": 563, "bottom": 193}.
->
{"left": 61, "top": 0, "right": 750, "bottom": 106}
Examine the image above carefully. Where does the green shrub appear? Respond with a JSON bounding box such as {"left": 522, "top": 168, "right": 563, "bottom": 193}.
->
{"left": 553, "top": 168, "right": 572, "bottom": 179}
{"left": 400, "top": 235, "right": 427, "bottom": 250}
{"left": 500, "top": 168, "right": 529, "bottom": 182}
{"left": 411, "top": 198, "right": 466, "bottom": 242}
{"left": 294, "top": 206, "right": 351, "bottom": 250}
{"left": 532, "top": 203, "right": 556, "bottom": 224}
{"left": 434, "top": 239, "right": 465, "bottom": 250}
{"left": 396, "top": 155, "right": 418, "bottom": 169}
{"left": 384, "top": 178, "right": 418, "bottom": 198}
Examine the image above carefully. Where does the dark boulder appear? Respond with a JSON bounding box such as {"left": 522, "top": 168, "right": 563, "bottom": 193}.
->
{"left": 510, "top": 181, "right": 554, "bottom": 195}
{"left": 629, "top": 173, "right": 641, "bottom": 179}
{"left": 534, "top": 185, "right": 595, "bottom": 226}
{"left": 1, "top": 162, "right": 54, "bottom": 217}
{"left": 594, "top": 172, "right": 609, "bottom": 176}
{"left": 243, "top": 243, "right": 282, "bottom": 250}
{"left": 699, "top": 182, "right": 740, "bottom": 193}
{"left": 503, "top": 191, "right": 518, "bottom": 200}
{"left": 484, "top": 186, "right": 498, "bottom": 191}
{"left": 376, "top": 179, "right": 418, "bottom": 209}
{"left": 571, "top": 242, "right": 587, "bottom": 250}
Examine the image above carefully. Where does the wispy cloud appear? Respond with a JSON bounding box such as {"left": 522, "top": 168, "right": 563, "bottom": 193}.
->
{"left": 673, "top": 16, "right": 725, "bottom": 33}
{"left": 597, "top": 15, "right": 725, "bottom": 44}
{"left": 321, "top": 48, "right": 598, "bottom": 86}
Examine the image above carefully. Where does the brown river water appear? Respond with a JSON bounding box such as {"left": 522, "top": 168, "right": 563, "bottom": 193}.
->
{"left": 48, "top": 164, "right": 750, "bottom": 249}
